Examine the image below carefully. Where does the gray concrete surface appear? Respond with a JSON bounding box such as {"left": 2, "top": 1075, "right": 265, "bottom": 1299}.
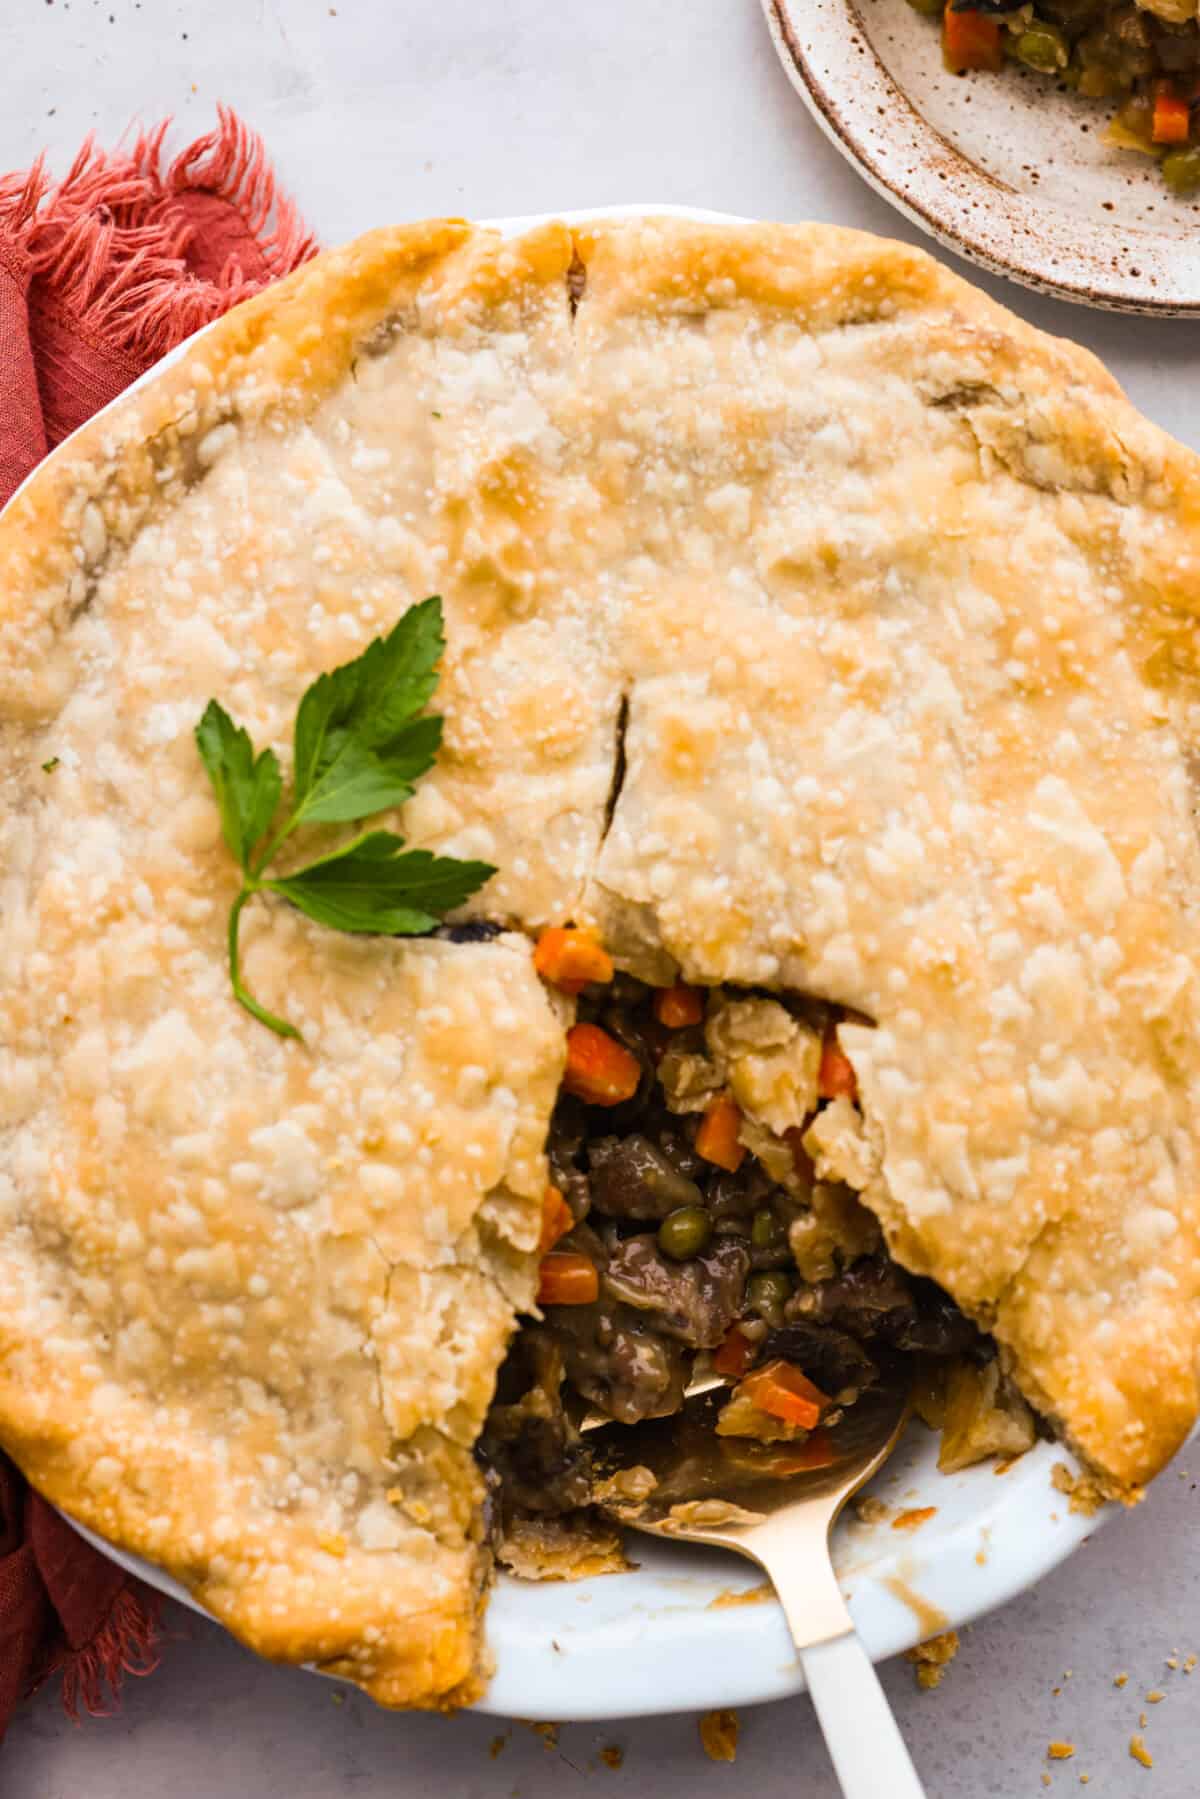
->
{"left": 2, "top": 2, "right": 1199, "bottom": 1792}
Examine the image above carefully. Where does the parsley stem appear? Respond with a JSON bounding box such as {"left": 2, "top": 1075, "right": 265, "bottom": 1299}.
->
{"left": 227, "top": 885, "right": 303, "bottom": 1041}
{"left": 249, "top": 814, "right": 299, "bottom": 881}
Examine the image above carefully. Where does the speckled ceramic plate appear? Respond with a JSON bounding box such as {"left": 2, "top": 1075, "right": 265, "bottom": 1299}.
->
{"left": 764, "top": 0, "right": 1200, "bottom": 313}
{"left": 39, "top": 204, "right": 1114, "bottom": 1721}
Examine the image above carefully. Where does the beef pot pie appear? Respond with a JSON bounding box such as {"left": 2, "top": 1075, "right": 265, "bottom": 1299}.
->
{"left": 3, "top": 216, "right": 1200, "bottom": 1710}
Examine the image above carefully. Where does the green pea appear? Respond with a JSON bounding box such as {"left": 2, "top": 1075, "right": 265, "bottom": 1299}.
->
{"left": 747, "top": 1271, "right": 793, "bottom": 1327}
{"left": 1162, "top": 147, "right": 1200, "bottom": 193}
{"left": 750, "top": 1207, "right": 781, "bottom": 1250}
{"left": 1014, "top": 23, "right": 1069, "bottom": 72}
{"left": 657, "top": 1205, "right": 713, "bottom": 1261}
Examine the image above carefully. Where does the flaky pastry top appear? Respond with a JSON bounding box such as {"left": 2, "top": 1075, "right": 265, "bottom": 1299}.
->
{"left": 3, "top": 216, "right": 1200, "bottom": 1705}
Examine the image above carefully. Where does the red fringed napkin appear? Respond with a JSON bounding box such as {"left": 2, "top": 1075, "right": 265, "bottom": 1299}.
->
{"left": 0, "top": 107, "right": 318, "bottom": 1735}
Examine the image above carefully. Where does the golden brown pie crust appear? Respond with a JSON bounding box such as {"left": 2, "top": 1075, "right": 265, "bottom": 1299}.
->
{"left": 3, "top": 216, "right": 1200, "bottom": 1706}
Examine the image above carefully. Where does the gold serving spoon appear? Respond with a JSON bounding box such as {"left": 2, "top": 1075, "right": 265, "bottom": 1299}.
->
{"left": 586, "top": 1360, "right": 926, "bottom": 1799}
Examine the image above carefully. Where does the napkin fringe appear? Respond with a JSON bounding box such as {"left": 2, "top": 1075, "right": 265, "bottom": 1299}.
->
{"left": 1, "top": 106, "right": 315, "bottom": 363}
{"left": 48, "top": 1583, "right": 162, "bottom": 1723}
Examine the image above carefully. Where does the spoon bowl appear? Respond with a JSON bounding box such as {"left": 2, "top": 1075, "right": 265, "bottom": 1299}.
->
{"left": 590, "top": 1356, "right": 926, "bottom": 1799}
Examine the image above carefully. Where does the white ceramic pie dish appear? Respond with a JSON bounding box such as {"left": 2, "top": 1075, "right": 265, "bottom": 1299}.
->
{"left": 763, "top": 0, "right": 1200, "bottom": 314}
{"left": 23, "top": 205, "right": 1110, "bottom": 1720}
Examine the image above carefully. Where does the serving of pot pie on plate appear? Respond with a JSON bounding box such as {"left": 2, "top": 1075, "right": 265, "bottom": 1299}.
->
{"left": 3, "top": 214, "right": 1200, "bottom": 1711}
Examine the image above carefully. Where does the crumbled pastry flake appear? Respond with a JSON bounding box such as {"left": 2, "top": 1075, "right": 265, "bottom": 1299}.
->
{"left": 854, "top": 1494, "right": 892, "bottom": 1526}
{"left": 526, "top": 1722, "right": 561, "bottom": 1751}
{"left": 905, "top": 1629, "right": 960, "bottom": 1691}
{"left": 704, "top": 996, "right": 821, "bottom": 1135}
{"left": 1129, "top": 1733, "right": 1153, "bottom": 1769}
{"left": 497, "top": 1513, "right": 633, "bottom": 1583}
{"left": 1048, "top": 1741, "right": 1076, "bottom": 1760}
{"left": 668, "top": 1500, "right": 765, "bottom": 1530}
{"left": 699, "top": 1708, "right": 739, "bottom": 1763}
{"left": 658, "top": 1047, "right": 722, "bottom": 1116}
{"left": 592, "top": 1465, "right": 658, "bottom": 1506}
{"left": 802, "top": 1098, "right": 878, "bottom": 1193}
{"left": 788, "top": 1182, "right": 881, "bottom": 1285}
{"left": 599, "top": 1745, "right": 624, "bottom": 1771}
{"left": 938, "top": 1360, "right": 1037, "bottom": 1473}
{"left": 1050, "top": 1462, "right": 1109, "bottom": 1517}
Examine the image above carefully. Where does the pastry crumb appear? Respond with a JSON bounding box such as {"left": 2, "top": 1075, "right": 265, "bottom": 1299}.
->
{"left": 853, "top": 1494, "right": 891, "bottom": 1525}
{"left": 489, "top": 1734, "right": 507, "bottom": 1758}
{"left": 1129, "top": 1734, "right": 1153, "bottom": 1770}
{"left": 1048, "top": 1741, "right": 1075, "bottom": 1760}
{"left": 1041, "top": 1776, "right": 1051, "bottom": 1789}
{"left": 599, "top": 1744, "right": 624, "bottom": 1771}
{"left": 904, "top": 1629, "right": 960, "bottom": 1690}
{"left": 1139, "top": 1711, "right": 1148, "bottom": 1728}
{"left": 1115, "top": 1672, "right": 1129, "bottom": 1688}
{"left": 699, "top": 1708, "right": 740, "bottom": 1762}
{"left": 1146, "top": 1689, "right": 1165, "bottom": 1703}
{"left": 526, "top": 1722, "right": 560, "bottom": 1751}
{"left": 1185, "top": 1654, "right": 1197, "bottom": 1675}
{"left": 1050, "top": 1463, "right": 1107, "bottom": 1517}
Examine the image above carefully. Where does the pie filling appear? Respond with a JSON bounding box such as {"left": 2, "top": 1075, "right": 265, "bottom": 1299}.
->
{"left": 917, "top": 1, "right": 1200, "bottom": 192}
{"left": 479, "top": 947, "right": 1041, "bottom": 1573}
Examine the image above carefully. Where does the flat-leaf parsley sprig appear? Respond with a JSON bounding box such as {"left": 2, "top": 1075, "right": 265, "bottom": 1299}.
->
{"left": 195, "top": 595, "right": 495, "bottom": 1041}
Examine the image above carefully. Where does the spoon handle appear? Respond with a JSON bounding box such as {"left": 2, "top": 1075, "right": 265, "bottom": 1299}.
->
{"left": 799, "top": 1633, "right": 927, "bottom": 1799}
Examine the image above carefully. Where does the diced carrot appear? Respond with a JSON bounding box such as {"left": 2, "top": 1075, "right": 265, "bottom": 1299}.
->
{"left": 783, "top": 1126, "right": 815, "bottom": 1184}
{"left": 942, "top": 3, "right": 1003, "bottom": 73}
{"left": 539, "top": 1184, "right": 574, "bottom": 1254}
{"left": 738, "top": 1360, "right": 832, "bottom": 1431}
{"left": 653, "top": 982, "right": 705, "bottom": 1029}
{"left": 537, "top": 1250, "right": 599, "bottom": 1307}
{"left": 1153, "top": 80, "right": 1191, "bottom": 144}
{"left": 817, "top": 1032, "right": 858, "bottom": 1102}
{"left": 533, "top": 926, "right": 614, "bottom": 995}
{"left": 695, "top": 1093, "right": 746, "bottom": 1172}
{"left": 562, "top": 1022, "right": 641, "bottom": 1106}
{"left": 712, "top": 1326, "right": 754, "bottom": 1378}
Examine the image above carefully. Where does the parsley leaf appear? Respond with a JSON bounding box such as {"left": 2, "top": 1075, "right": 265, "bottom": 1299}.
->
{"left": 291, "top": 596, "right": 444, "bottom": 821}
{"left": 194, "top": 597, "right": 494, "bottom": 1040}
{"left": 267, "top": 831, "right": 495, "bottom": 935}
{"left": 195, "top": 700, "right": 282, "bottom": 870}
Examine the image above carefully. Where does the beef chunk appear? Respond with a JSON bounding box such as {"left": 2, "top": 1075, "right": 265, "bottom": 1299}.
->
{"left": 788, "top": 1253, "right": 985, "bottom": 1358}
{"left": 603, "top": 1235, "right": 750, "bottom": 1348}
{"left": 588, "top": 1133, "right": 705, "bottom": 1220}
{"left": 761, "top": 1319, "right": 879, "bottom": 1396}
{"left": 546, "top": 1300, "right": 688, "bottom": 1425}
